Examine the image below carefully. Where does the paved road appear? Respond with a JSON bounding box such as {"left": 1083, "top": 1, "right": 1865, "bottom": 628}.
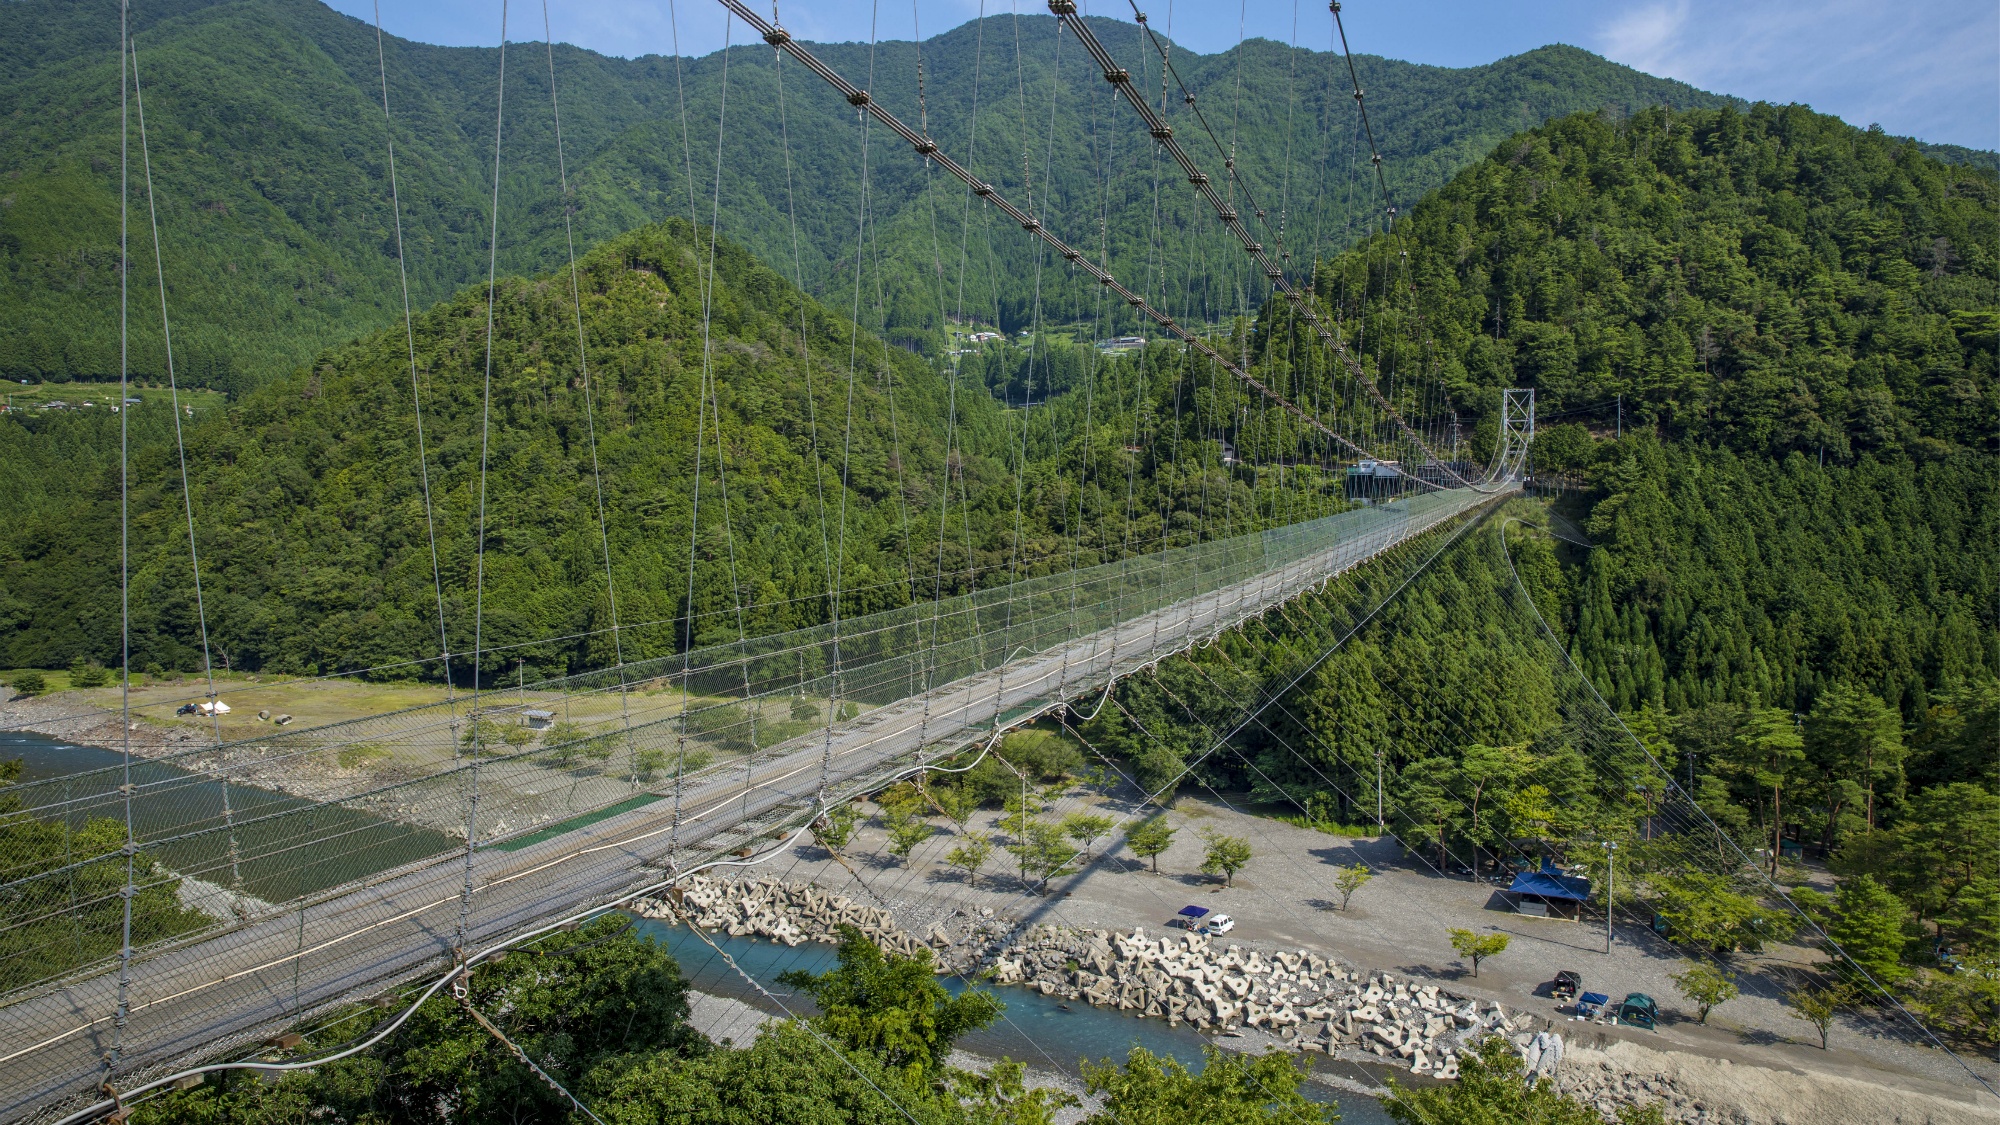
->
{"left": 0, "top": 488, "right": 1503, "bottom": 1121}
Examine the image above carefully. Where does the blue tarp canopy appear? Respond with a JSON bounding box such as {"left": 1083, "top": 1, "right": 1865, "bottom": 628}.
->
{"left": 1178, "top": 905, "right": 1211, "bottom": 919}
{"left": 1508, "top": 862, "right": 1592, "bottom": 902}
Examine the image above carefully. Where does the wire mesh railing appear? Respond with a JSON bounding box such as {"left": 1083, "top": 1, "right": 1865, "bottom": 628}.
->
{"left": 0, "top": 477, "right": 1508, "bottom": 1118}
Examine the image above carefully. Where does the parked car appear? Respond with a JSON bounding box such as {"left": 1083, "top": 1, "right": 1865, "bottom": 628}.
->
{"left": 1548, "top": 970, "right": 1581, "bottom": 1003}
{"left": 1202, "top": 913, "right": 1236, "bottom": 935}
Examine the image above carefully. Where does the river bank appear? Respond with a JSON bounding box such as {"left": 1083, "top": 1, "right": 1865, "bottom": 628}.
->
{"left": 650, "top": 925, "right": 1398, "bottom": 1125}
{"left": 636, "top": 874, "right": 1998, "bottom": 1125}
{"left": 638, "top": 876, "right": 1528, "bottom": 1091}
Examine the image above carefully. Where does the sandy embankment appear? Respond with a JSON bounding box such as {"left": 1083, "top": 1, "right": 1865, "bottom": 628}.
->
{"left": 1556, "top": 1037, "right": 1999, "bottom": 1125}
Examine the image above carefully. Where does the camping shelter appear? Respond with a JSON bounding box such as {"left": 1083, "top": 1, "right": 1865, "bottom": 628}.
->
{"left": 1505, "top": 860, "right": 1593, "bottom": 919}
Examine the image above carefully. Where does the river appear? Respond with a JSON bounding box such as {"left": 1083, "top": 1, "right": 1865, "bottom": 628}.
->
{"left": 632, "top": 918, "right": 1401, "bottom": 1124}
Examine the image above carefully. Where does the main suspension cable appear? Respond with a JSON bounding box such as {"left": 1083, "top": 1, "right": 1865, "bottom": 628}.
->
{"left": 1055, "top": 2, "right": 1487, "bottom": 490}
{"left": 711, "top": 0, "right": 1372, "bottom": 463}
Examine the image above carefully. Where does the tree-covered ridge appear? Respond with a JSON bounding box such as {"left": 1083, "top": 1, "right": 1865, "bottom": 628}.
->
{"left": 0, "top": 0, "right": 1742, "bottom": 391}
{"left": 1572, "top": 442, "right": 1997, "bottom": 720}
{"left": 0, "top": 219, "right": 989, "bottom": 677}
{"left": 1140, "top": 101, "right": 1996, "bottom": 1027}
{"left": 0, "top": 217, "right": 1351, "bottom": 679}
{"left": 1304, "top": 102, "right": 1997, "bottom": 455}
{"left": 1290, "top": 101, "right": 2000, "bottom": 722}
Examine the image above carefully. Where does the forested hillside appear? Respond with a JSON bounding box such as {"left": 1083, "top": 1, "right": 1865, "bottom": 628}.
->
{"left": 1079, "top": 103, "right": 1996, "bottom": 1030}
{"left": 0, "top": 218, "right": 1347, "bottom": 678}
{"left": 0, "top": 0, "right": 1738, "bottom": 391}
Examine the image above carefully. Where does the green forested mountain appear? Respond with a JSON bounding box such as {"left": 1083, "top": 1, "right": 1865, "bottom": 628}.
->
{"left": 0, "top": 0, "right": 1739, "bottom": 391}
{"left": 1065, "top": 102, "right": 1997, "bottom": 1020}
{"left": 1309, "top": 102, "right": 1998, "bottom": 455}
{"left": 1289, "top": 99, "right": 2000, "bottom": 707}
{"left": 0, "top": 217, "right": 1348, "bottom": 677}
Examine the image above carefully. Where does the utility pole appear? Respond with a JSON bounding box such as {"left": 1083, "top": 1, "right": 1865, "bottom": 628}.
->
{"left": 1602, "top": 841, "right": 1618, "bottom": 953}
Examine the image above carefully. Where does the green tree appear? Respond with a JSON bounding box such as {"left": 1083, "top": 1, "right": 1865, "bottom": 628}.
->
{"left": 1650, "top": 872, "right": 1774, "bottom": 953}
{"left": 1785, "top": 982, "right": 1849, "bottom": 1050}
{"left": 1668, "top": 963, "right": 1738, "bottom": 1024}
{"left": 932, "top": 784, "right": 979, "bottom": 832}
{"left": 594, "top": 1021, "right": 922, "bottom": 1125}
{"left": 1824, "top": 875, "right": 1909, "bottom": 983}
{"left": 1728, "top": 705, "right": 1807, "bottom": 877}
{"left": 1008, "top": 819, "right": 1082, "bottom": 893}
{"left": 950, "top": 1057, "right": 1080, "bottom": 1125}
{"left": 1124, "top": 817, "right": 1176, "bottom": 873}
{"left": 998, "top": 792, "right": 1045, "bottom": 842}
{"left": 544, "top": 721, "right": 590, "bottom": 767}
{"left": 1080, "top": 1045, "right": 1334, "bottom": 1125}
{"left": 632, "top": 747, "right": 668, "bottom": 782}
{"left": 1061, "top": 812, "right": 1115, "bottom": 859}
{"left": 461, "top": 716, "right": 510, "bottom": 752}
{"left": 1393, "top": 765, "right": 1458, "bottom": 873}
{"left": 161, "top": 916, "right": 707, "bottom": 1125}
{"left": 1454, "top": 743, "right": 1529, "bottom": 872}
{"left": 776, "top": 925, "right": 1002, "bottom": 1079}
{"left": 1198, "top": 829, "right": 1253, "bottom": 887}
{"left": 1384, "top": 1036, "right": 1667, "bottom": 1125}
{"left": 1333, "top": 864, "right": 1374, "bottom": 911}
{"left": 1806, "top": 685, "right": 1905, "bottom": 836}
{"left": 0, "top": 759, "right": 209, "bottom": 990}
{"left": 945, "top": 834, "right": 994, "bottom": 888}
{"left": 814, "top": 804, "right": 859, "bottom": 854}
{"left": 68, "top": 656, "right": 109, "bottom": 688}
{"left": 1447, "top": 929, "right": 1510, "bottom": 978}
{"left": 1905, "top": 954, "right": 2000, "bottom": 1047}
{"left": 1881, "top": 783, "right": 2000, "bottom": 943}
{"left": 885, "top": 811, "right": 935, "bottom": 864}
{"left": 597, "top": 1022, "right": 1078, "bottom": 1125}
{"left": 581, "top": 733, "right": 618, "bottom": 765}
{"left": 8, "top": 670, "right": 44, "bottom": 696}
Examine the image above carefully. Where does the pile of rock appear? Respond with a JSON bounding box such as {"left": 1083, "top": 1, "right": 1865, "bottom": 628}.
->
{"left": 984, "top": 923, "right": 1537, "bottom": 1080}
{"left": 633, "top": 875, "right": 929, "bottom": 957}
{"left": 633, "top": 883, "right": 1699, "bottom": 1108}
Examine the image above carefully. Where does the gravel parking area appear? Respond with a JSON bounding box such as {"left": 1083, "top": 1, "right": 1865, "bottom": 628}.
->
{"left": 717, "top": 775, "right": 1999, "bottom": 1122}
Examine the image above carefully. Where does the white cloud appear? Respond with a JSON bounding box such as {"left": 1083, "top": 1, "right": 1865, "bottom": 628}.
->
{"left": 1588, "top": 0, "right": 1998, "bottom": 148}
{"left": 1596, "top": 0, "right": 1694, "bottom": 79}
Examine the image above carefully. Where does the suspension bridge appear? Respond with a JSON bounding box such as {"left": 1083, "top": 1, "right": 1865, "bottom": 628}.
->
{"left": 9, "top": 1, "right": 1983, "bottom": 1121}
{"left": 0, "top": 1, "right": 1541, "bottom": 1110}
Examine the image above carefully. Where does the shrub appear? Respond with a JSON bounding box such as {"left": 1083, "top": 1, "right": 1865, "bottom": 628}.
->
{"left": 1448, "top": 929, "right": 1510, "bottom": 977}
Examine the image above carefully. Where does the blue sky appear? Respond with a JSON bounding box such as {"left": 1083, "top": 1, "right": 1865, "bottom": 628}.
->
{"left": 332, "top": 0, "right": 1998, "bottom": 150}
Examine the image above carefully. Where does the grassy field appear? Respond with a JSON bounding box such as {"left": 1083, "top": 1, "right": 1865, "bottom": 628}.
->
{"left": 4, "top": 666, "right": 862, "bottom": 761}
{"left": 0, "top": 380, "right": 230, "bottom": 417}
